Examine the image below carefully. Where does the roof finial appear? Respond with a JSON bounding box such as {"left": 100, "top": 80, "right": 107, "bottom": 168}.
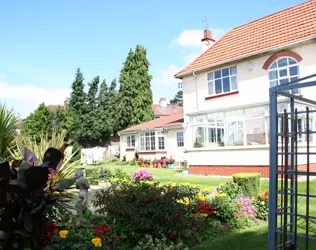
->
{"left": 203, "top": 17, "right": 209, "bottom": 30}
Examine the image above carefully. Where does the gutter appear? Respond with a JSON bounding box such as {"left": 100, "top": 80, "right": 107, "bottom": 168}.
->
{"left": 175, "top": 37, "right": 316, "bottom": 79}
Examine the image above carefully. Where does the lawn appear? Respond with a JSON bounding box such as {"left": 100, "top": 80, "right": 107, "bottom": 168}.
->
{"left": 92, "top": 161, "right": 316, "bottom": 249}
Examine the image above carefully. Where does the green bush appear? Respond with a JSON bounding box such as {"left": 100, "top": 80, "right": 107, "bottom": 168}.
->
{"left": 216, "top": 181, "right": 243, "bottom": 199}
{"left": 232, "top": 173, "right": 260, "bottom": 198}
{"left": 85, "top": 167, "right": 100, "bottom": 185}
{"left": 112, "top": 167, "right": 130, "bottom": 180}
{"left": 133, "top": 235, "right": 189, "bottom": 250}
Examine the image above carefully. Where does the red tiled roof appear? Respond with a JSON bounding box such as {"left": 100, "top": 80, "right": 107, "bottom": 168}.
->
{"left": 152, "top": 104, "right": 183, "bottom": 117}
{"left": 120, "top": 113, "right": 184, "bottom": 133}
{"left": 175, "top": 0, "right": 316, "bottom": 77}
{"left": 47, "top": 105, "right": 60, "bottom": 112}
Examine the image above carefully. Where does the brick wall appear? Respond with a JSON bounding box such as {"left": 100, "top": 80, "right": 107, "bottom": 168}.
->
{"left": 190, "top": 164, "right": 316, "bottom": 178}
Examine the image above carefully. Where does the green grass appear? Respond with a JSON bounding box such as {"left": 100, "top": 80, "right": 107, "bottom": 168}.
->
{"left": 94, "top": 161, "right": 316, "bottom": 249}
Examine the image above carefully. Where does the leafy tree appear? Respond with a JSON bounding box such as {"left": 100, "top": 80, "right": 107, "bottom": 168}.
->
{"left": 108, "top": 78, "right": 119, "bottom": 134}
{"left": 170, "top": 91, "right": 183, "bottom": 106}
{"left": 21, "top": 103, "right": 55, "bottom": 142}
{"left": 0, "top": 104, "right": 17, "bottom": 160}
{"left": 117, "top": 45, "right": 154, "bottom": 131}
{"left": 69, "top": 69, "right": 86, "bottom": 142}
{"left": 54, "top": 106, "right": 72, "bottom": 136}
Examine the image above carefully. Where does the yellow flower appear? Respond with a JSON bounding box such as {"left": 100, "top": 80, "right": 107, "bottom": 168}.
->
{"left": 201, "top": 188, "right": 211, "bottom": 193}
{"left": 92, "top": 238, "right": 102, "bottom": 244}
{"left": 200, "top": 213, "right": 208, "bottom": 217}
{"left": 122, "top": 179, "right": 128, "bottom": 183}
{"left": 180, "top": 182, "right": 191, "bottom": 187}
{"left": 214, "top": 211, "right": 217, "bottom": 214}
{"left": 170, "top": 182, "right": 176, "bottom": 187}
{"left": 195, "top": 194, "right": 206, "bottom": 201}
{"left": 170, "top": 241, "right": 174, "bottom": 245}
{"left": 216, "top": 193, "right": 227, "bottom": 198}
{"left": 59, "top": 230, "right": 69, "bottom": 239}
{"left": 177, "top": 199, "right": 190, "bottom": 206}
{"left": 158, "top": 183, "right": 163, "bottom": 187}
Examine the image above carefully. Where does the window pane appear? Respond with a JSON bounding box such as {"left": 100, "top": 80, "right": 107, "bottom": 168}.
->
{"left": 207, "top": 72, "right": 213, "bottom": 81}
{"left": 195, "top": 127, "right": 205, "bottom": 145}
{"left": 270, "top": 61, "right": 277, "bottom": 69}
{"left": 246, "top": 118, "right": 266, "bottom": 145}
{"left": 222, "top": 68, "right": 229, "bottom": 77}
{"left": 277, "top": 58, "right": 288, "bottom": 67}
{"left": 269, "top": 70, "right": 277, "bottom": 80}
{"left": 289, "top": 66, "right": 298, "bottom": 76}
{"left": 290, "top": 77, "right": 298, "bottom": 82}
{"left": 151, "top": 134, "right": 155, "bottom": 150}
{"left": 214, "top": 70, "right": 221, "bottom": 79}
{"left": 226, "top": 120, "right": 244, "bottom": 146}
{"left": 208, "top": 81, "right": 214, "bottom": 95}
{"left": 280, "top": 79, "right": 289, "bottom": 85}
{"left": 223, "top": 77, "right": 230, "bottom": 92}
{"left": 215, "top": 79, "right": 222, "bottom": 94}
{"left": 177, "top": 131, "right": 184, "bottom": 147}
{"left": 279, "top": 69, "right": 287, "bottom": 77}
{"left": 208, "top": 127, "right": 216, "bottom": 143}
{"left": 289, "top": 58, "right": 297, "bottom": 65}
{"left": 230, "top": 66, "right": 237, "bottom": 75}
{"left": 270, "top": 80, "right": 278, "bottom": 87}
{"left": 231, "top": 76, "right": 237, "bottom": 90}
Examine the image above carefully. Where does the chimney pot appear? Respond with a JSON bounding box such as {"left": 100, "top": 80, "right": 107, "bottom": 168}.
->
{"left": 201, "top": 29, "right": 215, "bottom": 52}
{"left": 159, "top": 98, "right": 167, "bottom": 108}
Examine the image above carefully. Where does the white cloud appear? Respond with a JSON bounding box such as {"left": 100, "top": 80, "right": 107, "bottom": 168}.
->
{"left": 152, "top": 65, "right": 181, "bottom": 86}
{"left": 170, "top": 28, "right": 227, "bottom": 48}
{"left": 0, "top": 74, "right": 71, "bottom": 117}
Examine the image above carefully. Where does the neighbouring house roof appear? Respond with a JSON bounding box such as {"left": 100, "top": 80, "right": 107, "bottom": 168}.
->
{"left": 175, "top": 0, "right": 316, "bottom": 78}
{"left": 119, "top": 113, "right": 184, "bottom": 133}
{"left": 47, "top": 105, "right": 60, "bottom": 112}
{"left": 152, "top": 104, "right": 183, "bottom": 117}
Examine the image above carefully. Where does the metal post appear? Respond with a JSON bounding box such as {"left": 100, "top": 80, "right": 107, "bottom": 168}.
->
{"left": 290, "top": 98, "right": 295, "bottom": 245}
{"left": 269, "top": 89, "right": 278, "bottom": 250}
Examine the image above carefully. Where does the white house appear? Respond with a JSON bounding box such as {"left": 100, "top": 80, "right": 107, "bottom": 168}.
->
{"left": 118, "top": 113, "right": 184, "bottom": 162}
{"left": 175, "top": 0, "right": 316, "bottom": 177}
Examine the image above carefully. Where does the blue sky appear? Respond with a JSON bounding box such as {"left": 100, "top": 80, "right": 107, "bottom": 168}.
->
{"left": 0, "top": 0, "right": 304, "bottom": 118}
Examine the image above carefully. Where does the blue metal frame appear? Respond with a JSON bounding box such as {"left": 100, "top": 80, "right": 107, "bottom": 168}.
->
{"left": 269, "top": 74, "right": 316, "bottom": 250}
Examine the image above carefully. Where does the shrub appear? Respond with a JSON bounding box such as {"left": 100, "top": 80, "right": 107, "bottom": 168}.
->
{"left": 85, "top": 167, "right": 100, "bottom": 185}
{"left": 112, "top": 167, "right": 130, "bottom": 180}
{"left": 99, "top": 167, "right": 112, "bottom": 180}
{"left": 132, "top": 170, "right": 154, "bottom": 181}
{"left": 253, "top": 190, "right": 270, "bottom": 220}
{"left": 93, "top": 181, "right": 207, "bottom": 247}
{"left": 133, "top": 235, "right": 189, "bottom": 250}
{"left": 216, "top": 181, "right": 243, "bottom": 199}
{"left": 234, "top": 195, "right": 257, "bottom": 218}
{"left": 232, "top": 173, "right": 260, "bottom": 198}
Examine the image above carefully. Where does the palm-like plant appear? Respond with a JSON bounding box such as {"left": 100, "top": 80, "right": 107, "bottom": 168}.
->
{"left": 0, "top": 103, "right": 17, "bottom": 161}
{"left": 9, "top": 130, "right": 81, "bottom": 219}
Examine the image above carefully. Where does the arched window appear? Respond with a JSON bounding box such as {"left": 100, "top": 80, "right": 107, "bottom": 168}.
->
{"left": 268, "top": 57, "right": 300, "bottom": 94}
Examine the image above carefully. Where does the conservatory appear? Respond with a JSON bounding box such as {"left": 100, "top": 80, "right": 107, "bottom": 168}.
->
{"left": 189, "top": 101, "right": 316, "bottom": 149}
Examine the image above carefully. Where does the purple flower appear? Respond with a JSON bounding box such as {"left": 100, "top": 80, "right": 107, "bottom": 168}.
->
{"left": 132, "top": 170, "right": 154, "bottom": 181}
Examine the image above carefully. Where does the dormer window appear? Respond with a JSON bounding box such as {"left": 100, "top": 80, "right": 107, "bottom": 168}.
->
{"left": 207, "top": 66, "right": 238, "bottom": 95}
{"left": 268, "top": 57, "right": 300, "bottom": 94}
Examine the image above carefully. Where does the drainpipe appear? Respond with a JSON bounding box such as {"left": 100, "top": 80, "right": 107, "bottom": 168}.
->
{"left": 192, "top": 72, "right": 198, "bottom": 111}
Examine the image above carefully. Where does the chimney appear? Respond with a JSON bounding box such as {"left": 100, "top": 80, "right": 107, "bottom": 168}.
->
{"left": 201, "top": 29, "right": 215, "bottom": 52}
{"left": 159, "top": 97, "right": 167, "bottom": 108}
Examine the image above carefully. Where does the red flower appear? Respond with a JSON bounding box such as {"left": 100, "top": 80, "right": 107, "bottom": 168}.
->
{"left": 153, "top": 229, "right": 158, "bottom": 233}
{"left": 144, "top": 199, "right": 149, "bottom": 203}
{"left": 115, "top": 235, "right": 120, "bottom": 241}
{"left": 265, "top": 190, "right": 269, "bottom": 195}
{"left": 153, "top": 196, "right": 157, "bottom": 200}
{"left": 277, "top": 197, "right": 281, "bottom": 201}
{"left": 174, "top": 212, "right": 179, "bottom": 217}
{"left": 43, "top": 240, "right": 50, "bottom": 245}
{"left": 112, "top": 196, "right": 116, "bottom": 200}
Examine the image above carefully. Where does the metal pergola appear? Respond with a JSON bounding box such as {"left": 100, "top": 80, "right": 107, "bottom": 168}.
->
{"left": 269, "top": 74, "right": 316, "bottom": 250}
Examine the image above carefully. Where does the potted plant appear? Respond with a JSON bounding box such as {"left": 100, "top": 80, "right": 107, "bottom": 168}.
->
{"left": 144, "top": 159, "right": 151, "bottom": 168}
{"left": 138, "top": 157, "right": 145, "bottom": 168}
{"left": 166, "top": 158, "right": 175, "bottom": 168}
{"left": 158, "top": 158, "right": 167, "bottom": 168}
{"left": 152, "top": 159, "right": 158, "bottom": 168}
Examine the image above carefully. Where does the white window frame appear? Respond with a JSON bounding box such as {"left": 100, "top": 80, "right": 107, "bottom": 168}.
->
{"left": 176, "top": 131, "right": 184, "bottom": 147}
{"left": 207, "top": 66, "right": 238, "bottom": 96}
{"left": 268, "top": 57, "right": 300, "bottom": 94}
{"left": 139, "top": 130, "right": 166, "bottom": 152}
{"left": 127, "top": 135, "right": 135, "bottom": 148}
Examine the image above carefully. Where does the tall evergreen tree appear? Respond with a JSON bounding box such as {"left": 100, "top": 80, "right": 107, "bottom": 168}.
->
{"left": 54, "top": 106, "right": 73, "bottom": 136}
{"left": 83, "top": 76, "right": 100, "bottom": 142}
{"left": 117, "top": 46, "right": 154, "bottom": 131}
{"left": 108, "top": 78, "right": 119, "bottom": 134}
{"left": 69, "top": 69, "right": 86, "bottom": 142}
{"left": 21, "top": 103, "right": 54, "bottom": 142}
{"left": 130, "top": 45, "right": 154, "bottom": 125}
{"left": 97, "top": 79, "right": 112, "bottom": 142}
{"left": 170, "top": 91, "right": 183, "bottom": 106}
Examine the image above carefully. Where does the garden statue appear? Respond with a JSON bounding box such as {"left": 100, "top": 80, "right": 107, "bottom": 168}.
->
{"left": 75, "top": 168, "right": 90, "bottom": 214}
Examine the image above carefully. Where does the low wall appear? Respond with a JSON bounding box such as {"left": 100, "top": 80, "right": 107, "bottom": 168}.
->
{"left": 189, "top": 164, "right": 316, "bottom": 178}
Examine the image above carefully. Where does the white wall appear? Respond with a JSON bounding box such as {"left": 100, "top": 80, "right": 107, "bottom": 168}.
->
{"left": 185, "top": 146, "right": 316, "bottom": 166}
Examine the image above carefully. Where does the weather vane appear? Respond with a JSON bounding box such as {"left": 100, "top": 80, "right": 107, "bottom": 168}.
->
{"left": 203, "top": 17, "right": 209, "bottom": 29}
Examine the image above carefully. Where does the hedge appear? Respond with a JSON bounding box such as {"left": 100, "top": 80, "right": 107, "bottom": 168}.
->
{"left": 232, "top": 173, "right": 261, "bottom": 198}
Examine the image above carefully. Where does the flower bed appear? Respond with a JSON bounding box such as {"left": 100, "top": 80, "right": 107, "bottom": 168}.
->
{"left": 46, "top": 172, "right": 272, "bottom": 249}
